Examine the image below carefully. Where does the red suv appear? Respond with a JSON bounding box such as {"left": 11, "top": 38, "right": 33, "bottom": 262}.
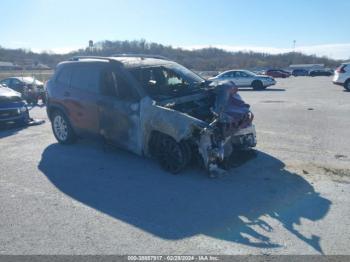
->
{"left": 265, "top": 69, "right": 291, "bottom": 78}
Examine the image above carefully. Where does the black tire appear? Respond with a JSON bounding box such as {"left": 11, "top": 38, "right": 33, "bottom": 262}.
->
{"left": 51, "top": 110, "right": 76, "bottom": 144}
{"left": 154, "top": 134, "right": 190, "bottom": 174}
{"left": 344, "top": 80, "right": 350, "bottom": 91}
{"left": 252, "top": 80, "right": 265, "bottom": 90}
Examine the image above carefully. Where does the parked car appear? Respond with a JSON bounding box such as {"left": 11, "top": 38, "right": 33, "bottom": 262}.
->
{"left": 333, "top": 63, "right": 350, "bottom": 91}
{"left": 264, "top": 69, "right": 291, "bottom": 78}
{"left": 0, "top": 84, "right": 30, "bottom": 126}
{"left": 208, "top": 70, "right": 276, "bottom": 90}
{"left": 0, "top": 77, "right": 46, "bottom": 104}
{"left": 46, "top": 55, "right": 257, "bottom": 176}
{"left": 309, "top": 70, "right": 333, "bottom": 77}
{"left": 292, "top": 69, "right": 309, "bottom": 76}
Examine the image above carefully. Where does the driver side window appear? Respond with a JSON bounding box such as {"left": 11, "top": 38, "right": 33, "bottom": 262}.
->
{"left": 222, "top": 72, "right": 233, "bottom": 78}
{"left": 239, "top": 72, "right": 249, "bottom": 77}
{"left": 162, "top": 68, "right": 185, "bottom": 86}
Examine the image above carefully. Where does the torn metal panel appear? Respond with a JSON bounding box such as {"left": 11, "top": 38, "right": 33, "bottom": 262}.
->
{"left": 140, "top": 96, "right": 207, "bottom": 156}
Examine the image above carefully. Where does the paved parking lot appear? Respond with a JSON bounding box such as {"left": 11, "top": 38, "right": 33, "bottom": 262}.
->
{"left": 0, "top": 77, "right": 349, "bottom": 255}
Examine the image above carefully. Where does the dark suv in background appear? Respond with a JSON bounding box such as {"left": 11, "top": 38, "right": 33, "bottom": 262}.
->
{"left": 0, "top": 84, "right": 30, "bottom": 126}
{"left": 0, "top": 76, "right": 46, "bottom": 104}
{"left": 46, "top": 55, "right": 257, "bottom": 176}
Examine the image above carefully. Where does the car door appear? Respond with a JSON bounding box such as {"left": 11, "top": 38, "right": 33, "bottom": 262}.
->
{"left": 230, "top": 71, "right": 246, "bottom": 86}
{"left": 238, "top": 71, "right": 253, "bottom": 86}
{"left": 67, "top": 64, "right": 100, "bottom": 136}
{"left": 98, "top": 65, "right": 141, "bottom": 154}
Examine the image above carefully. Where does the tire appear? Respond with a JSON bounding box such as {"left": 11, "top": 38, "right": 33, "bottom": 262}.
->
{"left": 344, "top": 80, "right": 350, "bottom": 91}
{"left": 51, "top": 110, "right": 76, "bottom": 144}
{"left": 252, "top": 80, "right": 265, "bottom": 90}
{"left": 154, "top": 134, "right": 190, "bottom": 174}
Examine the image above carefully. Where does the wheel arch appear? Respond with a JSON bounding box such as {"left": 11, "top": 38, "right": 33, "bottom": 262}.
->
{"left": 47, "top": 104, "right": 69, "bottom": 121}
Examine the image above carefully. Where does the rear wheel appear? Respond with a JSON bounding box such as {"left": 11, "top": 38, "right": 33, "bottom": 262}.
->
{"left": 252, "top": 80, "right": 265, "bottom": 90}
{"left": 344, "top": 80, "right": 350, "bottom": 91}
{"left": 51, "top": 110, "right": 76, "bottom": 144}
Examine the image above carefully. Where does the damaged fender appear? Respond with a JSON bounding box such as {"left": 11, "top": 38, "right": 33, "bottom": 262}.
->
{"left": 140, "top": 97, "right": 206, "bottom": 156}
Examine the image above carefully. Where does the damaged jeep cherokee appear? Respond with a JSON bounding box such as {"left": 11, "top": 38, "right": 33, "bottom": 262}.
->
{"left": 46, "top": 55, "right": 256, "bottom": 176}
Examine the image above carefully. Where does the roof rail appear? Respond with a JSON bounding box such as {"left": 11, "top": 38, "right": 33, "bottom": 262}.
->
{"left": 68, "top": 56, "right": 121, "bottom": 63}
{"left": 111, "top": 54, "right": 168, "bottom": 60}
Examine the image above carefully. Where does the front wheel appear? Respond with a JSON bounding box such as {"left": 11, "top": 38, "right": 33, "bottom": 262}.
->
{"left": 344, "top": 80, "right": 350, "bottom": 91}
{"left": 51, "top": 111, "right": 76, "bottom": 144}
{"left": 155, "top": 134, "right": 190, "bottom": 174}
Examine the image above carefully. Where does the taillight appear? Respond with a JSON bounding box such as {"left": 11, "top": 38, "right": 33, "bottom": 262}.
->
{"left": 336, "top": 65, "right": 346, "bottom": 73}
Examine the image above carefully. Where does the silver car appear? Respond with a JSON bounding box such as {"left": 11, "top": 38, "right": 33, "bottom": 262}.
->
{"left": 209, "top": 70, "right": 276, "bottom": 90}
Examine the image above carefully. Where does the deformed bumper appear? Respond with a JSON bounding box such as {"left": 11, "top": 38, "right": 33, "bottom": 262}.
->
{"left": 198, "top": 124, "right": 257, "bottom": 176}
{"left": 231, "top": 125, "right": 257, "bottom": 148}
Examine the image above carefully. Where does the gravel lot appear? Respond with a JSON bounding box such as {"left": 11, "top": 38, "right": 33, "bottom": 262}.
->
{"left": 0, "top": 76, "right": 349, "bottom": 255}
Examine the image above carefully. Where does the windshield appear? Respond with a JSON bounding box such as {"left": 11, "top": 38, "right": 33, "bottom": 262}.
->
{"left": 129, "top": 63, "right": 205, "bottom": 100}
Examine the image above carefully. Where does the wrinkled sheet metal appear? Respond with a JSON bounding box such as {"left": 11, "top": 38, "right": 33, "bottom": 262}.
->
{"left": 130, "top": 81, "right": 256, "bottom": 175}
{"left": 139, "top": 97, "right": 206, "bottom": 156}
{"left": 212, "top": 80, "right": 251, "bottom": 126}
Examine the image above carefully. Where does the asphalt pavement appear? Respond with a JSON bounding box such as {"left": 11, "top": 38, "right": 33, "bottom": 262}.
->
{"left": 0, "top": 76, "right": 349, "bottom": 255}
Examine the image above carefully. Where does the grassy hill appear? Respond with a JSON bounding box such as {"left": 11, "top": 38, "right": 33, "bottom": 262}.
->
{"left": 0, "top": 40, "right": 344, "bottom": 71}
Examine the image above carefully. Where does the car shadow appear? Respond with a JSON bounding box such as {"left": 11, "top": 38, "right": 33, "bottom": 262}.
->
{"left": 0, "top": 123, "right": 28, "bottom": 138}
{"left": 238, "top": 88, "right": 286, "bottom": 92}
{"left": 38, "top": 143, "right": 331, "bottom": 253}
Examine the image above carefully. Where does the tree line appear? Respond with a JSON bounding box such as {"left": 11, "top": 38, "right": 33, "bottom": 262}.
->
{"left": 0, "top": 40, "right": 344, "bottom": 71}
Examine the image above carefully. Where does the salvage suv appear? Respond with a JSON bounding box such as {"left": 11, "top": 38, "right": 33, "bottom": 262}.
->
{"left": 46, "top": 55, "right": 257, "bottom": 176}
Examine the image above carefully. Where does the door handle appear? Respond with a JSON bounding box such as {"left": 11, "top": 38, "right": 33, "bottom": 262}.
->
{"left": 63, "top": 91, "right": 70, "bottom": 97}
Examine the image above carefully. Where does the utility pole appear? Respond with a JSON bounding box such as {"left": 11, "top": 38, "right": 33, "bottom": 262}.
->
{"left": 293, "top": 40, "right": 296, "bottom": 52}
{"left": 292, "top": 40, "right": 296, "bottom": 65}
{"left": 88, "top": 40, "right": 94, "bottom": 54}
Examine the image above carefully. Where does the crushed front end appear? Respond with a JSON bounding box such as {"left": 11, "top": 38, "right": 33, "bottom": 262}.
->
{"left": 197, "top": 80, "right": 257, "bottom": 176}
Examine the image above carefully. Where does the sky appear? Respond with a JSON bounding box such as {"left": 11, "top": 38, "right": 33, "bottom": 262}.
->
{"left": 0, "top": 0, "right": 349, "bottom": 59}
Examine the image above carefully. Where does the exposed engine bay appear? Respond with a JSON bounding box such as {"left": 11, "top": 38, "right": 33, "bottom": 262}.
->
{"left": 159, "top": 93, "right": 215, "bottom": 122}
{"left": 152, "top": 80, "right": 256, "bottom": 176}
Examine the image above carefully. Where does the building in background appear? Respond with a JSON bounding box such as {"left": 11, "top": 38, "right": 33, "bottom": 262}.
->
{"left": 0, "top": 61, "right": 21, "bottom": 70}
